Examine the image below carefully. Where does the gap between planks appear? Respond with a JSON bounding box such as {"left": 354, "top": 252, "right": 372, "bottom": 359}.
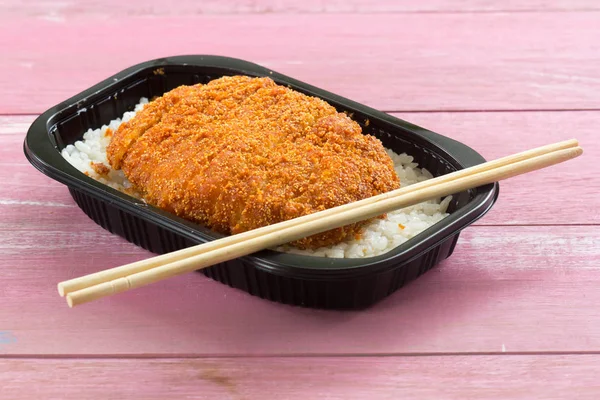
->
{"left": 4, "top": 351, "right": 600, "bottom": 360}
{"left": 5, "top": 109, "right": 600, "bottom": 118}
{"left": 2, "top": 0, "right": 600, "bottom": 16}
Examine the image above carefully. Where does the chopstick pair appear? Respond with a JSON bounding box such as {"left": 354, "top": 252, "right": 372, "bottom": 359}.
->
{"left": 58, "top": 139, "right": 583, "bottom": 307}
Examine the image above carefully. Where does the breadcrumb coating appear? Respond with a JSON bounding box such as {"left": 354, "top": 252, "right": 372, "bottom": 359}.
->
{"left": 107, "top": 76, "right": 400, "bottom": 249}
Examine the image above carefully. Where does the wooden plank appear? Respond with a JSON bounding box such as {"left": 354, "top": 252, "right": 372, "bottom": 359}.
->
{"left": 390, "top": 110, "right": 600, "bottom": 225}
{"left": 1, "top": 355, "right": 600, "bottom": 399}
{"left": 6, "top": 111, "right": 599, "bottom": 225}
{"left": 3, "top": 112, "right": 598, "bottom": 356}
{"left": 2, "top": 0, "right": 598, "bottom": 16}
{"left": 1, "top": 13, "right": 599, "bottom": 114}
{"left": 0, "top": 224, "right": 598, "bottom": 356}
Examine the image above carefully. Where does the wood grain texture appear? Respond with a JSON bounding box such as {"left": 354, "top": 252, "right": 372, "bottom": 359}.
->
{"left": 2, "top": 0, "right": 599, "bottom": 393}
{"left": 1, "top": 355, "right": 600, "bottom": 399}
{"left": 5, "top": 114, "right": 598, "bottom": 357}
{"left": 2, "top": 13, "right": 599, "bottom": 114}
{"left": 390, "top": 110, "right": 600, "bottom": 225}
{"left": 3, "top": 0, "right": 599, "bottom": 16}
{"left": 1, "top": 222, "right": 599, "bottom": 356}
{"left": 6, "top": 110, "right": 598, "bottom": 225}
{"left": 4, "top": 110, "right": 600, "bottom": 356}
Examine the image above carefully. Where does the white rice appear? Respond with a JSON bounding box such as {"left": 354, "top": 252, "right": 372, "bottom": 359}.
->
{"left": 62, "top": 98, "right": 451, "bottom": 258}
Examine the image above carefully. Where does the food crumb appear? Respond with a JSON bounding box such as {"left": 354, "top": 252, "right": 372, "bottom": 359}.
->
{"left": 354, "top": 233, "right": 362, "bottom": 240}
{"left": 153, "top": 67, "right": 165, "bottom": 76}
{"left": 398, "top": 223, "right": 405, "bottom": 229}
{"left": 91, "top": 162, "right": 110, "bottom": 176}
{"left": 365, "top": 119, "right": 370, "bottom": 126}
{"left": 105, "top": 128, "right": 113, "bottom": 137}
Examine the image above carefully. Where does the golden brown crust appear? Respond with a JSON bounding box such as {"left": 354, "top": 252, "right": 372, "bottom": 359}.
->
{"left": 107, "top": 76, "right": 400, "bottom": 249}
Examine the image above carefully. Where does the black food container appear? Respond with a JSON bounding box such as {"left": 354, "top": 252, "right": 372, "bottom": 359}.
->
{"left": 24, "top": 55, "right": 499, "bottom": 309}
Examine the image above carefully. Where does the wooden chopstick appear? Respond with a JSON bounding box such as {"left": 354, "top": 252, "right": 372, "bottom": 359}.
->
{"left": 61, "top": 141, "right": 582, "bottom": 307}
{"left": 58, "top": 139, "right": 579, "bottom": 298}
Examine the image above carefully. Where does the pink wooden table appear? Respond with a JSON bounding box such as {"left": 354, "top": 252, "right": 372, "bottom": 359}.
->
{"left": 2, "top": 1, "right": 599, "bottom": 398}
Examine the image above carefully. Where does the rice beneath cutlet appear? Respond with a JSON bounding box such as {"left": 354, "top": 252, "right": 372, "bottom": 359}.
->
{"left": 61, "top": 98, "right": 451, "bottom": 258}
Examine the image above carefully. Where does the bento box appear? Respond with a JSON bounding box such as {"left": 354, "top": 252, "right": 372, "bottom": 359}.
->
{"left": 24, "top": 55, "right": 499, "bottom": 309}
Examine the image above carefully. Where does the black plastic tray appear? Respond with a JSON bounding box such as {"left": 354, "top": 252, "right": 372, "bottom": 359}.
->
{"left": 24, "top": 55, "right": 499, "bottom": 309}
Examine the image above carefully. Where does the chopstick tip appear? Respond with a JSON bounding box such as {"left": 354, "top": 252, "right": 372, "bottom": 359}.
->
{"left": 57, "top": 283, "right": 65, "bottom": 297}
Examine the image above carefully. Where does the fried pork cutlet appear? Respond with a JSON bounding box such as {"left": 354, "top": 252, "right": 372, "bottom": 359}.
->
{"left": 107, "top": 76, "right": 400, "bottom": 249}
